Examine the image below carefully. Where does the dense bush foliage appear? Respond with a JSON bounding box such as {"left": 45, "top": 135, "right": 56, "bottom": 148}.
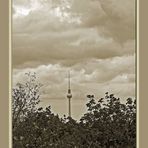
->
{"left": 12, "top": 74, "right": 136, "bottom": 148}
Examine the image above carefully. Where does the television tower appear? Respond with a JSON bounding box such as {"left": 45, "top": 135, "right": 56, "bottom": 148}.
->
{"left": 67, "top": 71, "right": 72, "bottom": 117}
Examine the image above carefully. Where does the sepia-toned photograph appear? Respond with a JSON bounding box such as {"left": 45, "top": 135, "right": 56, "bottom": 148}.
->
{"left": 12, "top": 0, "right": 136, "bottom": 147}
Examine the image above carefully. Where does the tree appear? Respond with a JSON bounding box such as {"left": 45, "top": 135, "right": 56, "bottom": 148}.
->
{"left": 12, "top": 72, "right": 41, "bottom": 145}
{"left": 12, "top": 74, "right": 136, "bottom": 148}
{"left": 80, "top": 92, "right": 136, "bottom": 148}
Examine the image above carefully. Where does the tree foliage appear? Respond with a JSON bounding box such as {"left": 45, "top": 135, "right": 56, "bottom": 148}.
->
{"left": 12, "top": 73, "right": 41, "bottom": 129}
{"left": 12, "top": 75, "right": 136, "bottom": 148}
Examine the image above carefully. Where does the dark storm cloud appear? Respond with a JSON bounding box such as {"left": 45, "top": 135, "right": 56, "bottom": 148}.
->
{"left": 13, "top": 0, "right": 135, "bottom": 68}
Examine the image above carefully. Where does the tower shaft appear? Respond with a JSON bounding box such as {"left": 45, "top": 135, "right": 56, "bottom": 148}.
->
{"left": 68, "top": 97, "right": 71, "bottom": 117}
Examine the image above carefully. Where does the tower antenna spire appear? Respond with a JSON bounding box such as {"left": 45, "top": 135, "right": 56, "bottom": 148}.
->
{"left": 68, "top": 71, "right": 71, "bottom": 90}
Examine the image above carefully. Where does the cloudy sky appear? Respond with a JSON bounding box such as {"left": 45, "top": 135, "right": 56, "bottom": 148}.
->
{"left": 12, "top": 0, "right": 135, "bottom": 120}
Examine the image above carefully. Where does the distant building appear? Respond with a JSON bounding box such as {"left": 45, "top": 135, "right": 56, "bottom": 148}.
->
{"left": 67, "top": 71, "right": 72, "bottom": 117}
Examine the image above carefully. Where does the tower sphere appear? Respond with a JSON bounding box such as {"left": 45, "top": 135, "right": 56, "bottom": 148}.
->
{"left": 67, "top": 93, "right": 72, "bottom": 99}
